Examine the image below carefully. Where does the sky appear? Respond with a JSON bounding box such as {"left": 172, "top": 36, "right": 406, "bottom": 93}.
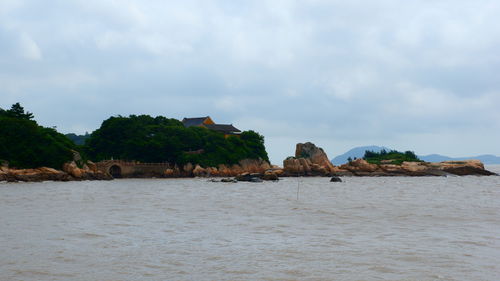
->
{"left": 1, "top": 0, "right": 499, "bottom": 164}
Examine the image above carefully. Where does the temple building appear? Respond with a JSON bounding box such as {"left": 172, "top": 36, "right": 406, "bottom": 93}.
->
{"left": 181, "top": 116, "right": 241, "bottom": 137}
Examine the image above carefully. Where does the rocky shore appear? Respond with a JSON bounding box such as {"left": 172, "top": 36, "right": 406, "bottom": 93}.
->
{"left": 332, "top": 158, "right": 496, "bottom": 176}
{"left": 282, "top": 142, "right": 496, "bottom": 177}
{"left": 165, "top": 158, "right": 276, "bottom": 178}
{"left": 0, "top": 161, "right": 112, "bottom": 183}
{"left": 1, "top": 143, "right": 496, "bottom": 183}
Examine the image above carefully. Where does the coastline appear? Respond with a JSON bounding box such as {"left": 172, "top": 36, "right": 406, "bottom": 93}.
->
{"left": 1, "top": 160, "right": 497, "bottom": 183}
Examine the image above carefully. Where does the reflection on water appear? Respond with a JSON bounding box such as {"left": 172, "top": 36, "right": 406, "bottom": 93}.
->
{"left": 1, "top": 175, "right": 499, "bottom": 280}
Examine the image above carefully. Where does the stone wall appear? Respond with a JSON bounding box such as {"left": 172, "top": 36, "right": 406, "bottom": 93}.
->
{"left": 96, "top": 160, "right": 171, "bottom": 178}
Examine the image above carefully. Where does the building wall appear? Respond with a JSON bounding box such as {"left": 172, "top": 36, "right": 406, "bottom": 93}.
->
{"left": 96, "top": 160, "right": 171, "bottom": 178}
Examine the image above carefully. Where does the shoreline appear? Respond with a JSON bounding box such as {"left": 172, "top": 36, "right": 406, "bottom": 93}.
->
{"left": 2, "top": 157, "right": 497, "bottom": 183}
{"left": 1, "top": 168, "right": 497, "bottom": 184}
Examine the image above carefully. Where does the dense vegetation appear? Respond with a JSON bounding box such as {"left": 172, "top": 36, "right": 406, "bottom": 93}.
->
{"left": 363, "top": 149, "right": 422, "bottom": 165}
{"left": 0, "top": 103, "right": 75, "bottom": 169}
{"left": 1, "top": 103, "right": 269, "bottom": 169}
{"left": 83, "top": 115, "right": 269, "bottom": 167}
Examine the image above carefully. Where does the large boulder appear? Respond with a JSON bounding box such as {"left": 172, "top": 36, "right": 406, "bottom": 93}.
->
{"left": 5, "top": 167, "right": 71, "bottom": 182}
{"left": 63, "top": 161, "right": 84, "bottom": 178}
{"left": 238, "top": 158, "right": 271, "bottom": 173}
{"left": 236, "top": 172, "right": 263, "bottom": 182}
{"left": 434, "top": 160, "right": 496, "bottom": 176}
{"left": 183, "top": 163, "right": 194, "bottom": 175}
{"left": 296, "top": 142, "right": 335, "bottom": 170}
{"left": 192, "top": 165, "right": 208, "bottom": 177}
{"left": 63, "top": 161, "right": 113, "bottom": 180}
{"left": 283, "top": 142, "right": 337, "bottom": 176}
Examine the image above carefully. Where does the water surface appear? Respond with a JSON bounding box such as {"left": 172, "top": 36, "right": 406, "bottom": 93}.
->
{"left": 1, "top": 175, "right": 499, "bottom": 280}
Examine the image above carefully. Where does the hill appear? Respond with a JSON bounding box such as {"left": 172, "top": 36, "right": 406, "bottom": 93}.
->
{"left": 420, "top": 154, "right": 500, "bottom": 164}
{"left": 331, "top": 145, "right": 391, "bottom": 165}
{"left": 65, "top": 133, "right": 90, "bottom": 146}
{"left": 332, "top": 146, "right": 500, "bottom": 165}
{"left": 84, "top": 115, "right": 269, "bottom": 167}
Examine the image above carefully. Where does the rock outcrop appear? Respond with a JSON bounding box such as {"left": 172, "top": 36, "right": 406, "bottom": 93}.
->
{"left": 172, "top": 158, "right": 272, "bottom": 178}
{"left": 1, "top": 167, "right": 71, "bottom": 182}
{"left": 333, "top": 159, "right": 496, "bottom": 176}
{"left": 279, "top": 142, "right": 495, "bottom": 177}
{"left": 283, "top": 142, "right": 336, "bottom": 176}
{"left": 63, "top": 161, "right": 113, "bottom": 180}
{"left": 1, "top": 160, "right": 113, "bottom": 183}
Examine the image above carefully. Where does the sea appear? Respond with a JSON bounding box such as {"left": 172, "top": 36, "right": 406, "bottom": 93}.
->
{"left": 1, "top": 165, "right": 499, "bottom": 281}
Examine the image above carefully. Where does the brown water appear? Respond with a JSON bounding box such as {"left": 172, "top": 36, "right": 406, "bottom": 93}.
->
{"left": 1, "top": 171, "right": 499, "bottom": 280}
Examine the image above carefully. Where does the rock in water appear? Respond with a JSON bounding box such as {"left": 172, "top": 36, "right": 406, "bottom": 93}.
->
{"left": 330, "top": 176, "right": 342, "bottom": 182}
{"left": 236, "top": 172, "right": 264, "bottom": 182}
{"left": 221, "top": 178, "right": 237, "bottom": 183}
{"left": 283, "top": 142, "right": 336, "bottom": 176}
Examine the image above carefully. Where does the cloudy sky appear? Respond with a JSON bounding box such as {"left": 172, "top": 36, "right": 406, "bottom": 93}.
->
{"left": 1, "top": 0, "right": 499, "bottom": 164}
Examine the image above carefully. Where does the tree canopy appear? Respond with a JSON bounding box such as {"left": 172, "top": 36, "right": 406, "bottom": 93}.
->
{"left": 65, "top": 132, "right": 91, "bottom": 146}
{"left": 84, "top": 114, "right": 269, "bottom": 167}
{"left": 1, "top": 104, "right": 269, "bottom": 169}
{"left": 363, "top": 149, "right": 421, "bottom": 165}
{"left": 2, "top": 102, "right": 34, "bottom": 120}
{"left": 0, "top": 103, "right": 75, "bottom": 169}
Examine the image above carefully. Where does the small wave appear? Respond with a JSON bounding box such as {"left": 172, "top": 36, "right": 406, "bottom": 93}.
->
{"left": 451, "top": 240, "right": 489, "bottom": 247}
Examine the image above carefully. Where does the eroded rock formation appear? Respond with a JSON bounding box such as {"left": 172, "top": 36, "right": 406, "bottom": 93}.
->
{"left": 283, "top": 142, "right": 336, "bottom": 176}
{"left": 280, "top": 142, "right": 496, "bottom": 177}
{"left": 177, "top": 158, "right": 272, "bottom": 178}
{"left": 0, "top": 161, "right": 112, "bottom": 183}
{"left": 333, "top": 159, "right": 496, "bottom": 176}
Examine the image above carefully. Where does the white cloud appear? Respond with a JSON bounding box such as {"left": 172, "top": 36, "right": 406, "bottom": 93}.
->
{"left": 18, "top": 32, "right": 42, "bottom": 60}
{"left": 1, "top": 0, "right": 500, "bottom": 160}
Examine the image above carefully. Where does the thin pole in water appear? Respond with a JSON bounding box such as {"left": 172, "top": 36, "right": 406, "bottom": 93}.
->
{"left": 296, "top": 174, "right": 300, "bottom": 201}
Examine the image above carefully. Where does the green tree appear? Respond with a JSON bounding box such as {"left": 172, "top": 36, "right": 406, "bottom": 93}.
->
{"left": 363, "top": 149, "right": 421, "bottom": 165}
{"left": 5, "top": 102, "right": 34, "bottom": 120}
{"left": 0, "top": 103, "right": 75, "bottom": 168}
{"left": 84, "top": 115, "right": 269, "bottom": 166}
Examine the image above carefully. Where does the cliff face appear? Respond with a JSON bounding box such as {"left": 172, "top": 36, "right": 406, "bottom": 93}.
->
{"left": 283, "top": 142, "right": 336, "bottom": 176}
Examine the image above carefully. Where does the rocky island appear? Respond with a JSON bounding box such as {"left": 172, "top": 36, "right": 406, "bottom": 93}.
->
{"left": 0, "top": 103, "right": 496, "bottom": 182}
{"left": 283, "top": 142, "right": 496, "bottom": 177}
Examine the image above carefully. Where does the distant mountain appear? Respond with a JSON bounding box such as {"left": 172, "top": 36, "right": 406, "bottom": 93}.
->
{"left": 418, "top": 154, "right": 452, "bottom": 162}
{"left": 419, "top": 154, "right": 500, "bottom": 164}
{"left": 331, "top": 145, "right": 391, "bottom": 165}
{"left": 65, "top": 133, "right": 90, "bottom": 146}
{"left": 331, "top": 146, "right": 500, "bottom": 165}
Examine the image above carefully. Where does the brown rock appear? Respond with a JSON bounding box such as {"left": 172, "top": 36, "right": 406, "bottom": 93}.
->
{"left": 164, "top": 169, "right": 175, "bottom": 177}
{"left": 283, "top": 157, "right": 300, "bottom": 174}
{"left": 206, "top": 167, "right": 218, "bottom": 176}
{"left": 295, "top": 142, "right": 336, "bottom": 171}
{"left": 262, "top": 170, "right": 279, "bottom": 181}
{"left": 339, "top": 159, "right": 381, "bottom": 175}
{"left": 86, "top": 161, "right": 98, "bottom": 173}
{"left": 0, "top": 169, "right": 7, "bottom": 181}
{"left": 63, "top": 161, "right": 83, "bottom": 178}
{"left": 192, "top": 165, "right": 207, "bottom": 177}
{"left": 6, "top": 167, "right": 71, "bottom": 182}
{"left": 434, "top": 160, "right": 495, "bottom": 176}
{"left": 283, "top": 142, "right": 337, "bottom": 176}
{"left": 239, "top": 158, "right": 271, "bottom": 173}
{"left": 183, "top": 163, "right": 194, "bottom": 174}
